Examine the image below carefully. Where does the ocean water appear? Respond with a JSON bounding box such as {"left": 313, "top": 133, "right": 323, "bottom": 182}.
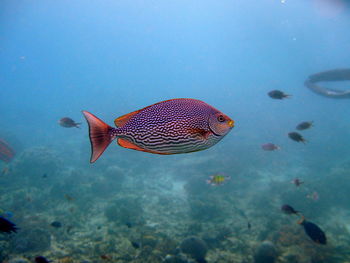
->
{"left": 1, "top": 0, "right": 350, "bottom": 262}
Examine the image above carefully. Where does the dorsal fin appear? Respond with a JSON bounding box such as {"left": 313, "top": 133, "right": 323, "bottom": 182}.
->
{"left": 114, "top": 110, "right": 141, "bottom": 127}
{"left": 114, "top": 99, "right": 189, "bottom": 127}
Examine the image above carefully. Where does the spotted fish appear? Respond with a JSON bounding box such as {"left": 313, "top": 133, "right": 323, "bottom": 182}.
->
{"left": 82, "top": 98, "right": 234, "bottom": 163}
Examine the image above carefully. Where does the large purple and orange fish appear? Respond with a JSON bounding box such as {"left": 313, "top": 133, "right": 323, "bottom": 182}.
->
{"left": 0, "top": 139, "right": 15, "bottom": 163}
{"left": 82, "top": 98, "right": 234, "bottom": 163}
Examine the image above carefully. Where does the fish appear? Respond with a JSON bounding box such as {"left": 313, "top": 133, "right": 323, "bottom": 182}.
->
{"left": 0, "top": 139, "right": 15, "bottom": 163}
{"left": 66, "top": 225, "right": 73, "bottom": 234}
{"left": 131, "top": 241, "right": 140, "bottom": 249}
{"left": 261, "top": 143, "right": 280, "bottom": 151}
{"left": 291, "top": 178, "right": 304, "bottom": 187}
{"left": 3, "top": 211, "right": 13, "bottom": 218}
{"left": 50, "top": 221, "right": 62, "bottom": 228}
{"left": 64, "top": 194, "right": 74, "bottom": 201}
{"left": 100, "top": 255, "right": 112, "bottom": 260}
{"left": 298, "top": 217, "right": 326, "bottom": 245}
{"left": 206, "top": 174, "right": 231, "bottom": 186}
{"left": 306, "top": 191, "right": 319, "bottom": 201}
{"left": 1, "top": 166, "right": 10, "bottom": 176}
{"left": 82, "top": 99, "right": 234, "bottom": 163}
{"left": 296, "top": 121, "right": 313, "bottom": 130}
{"left": 288, "top": 132, "right": 306, "bottom": 143}
{"left": 35, "top": 256, "right": 51, "bottom": 263}
{"left": 281, "top": 204, "right": 299, "bottom": 215}
{"left": 0, "top": 216, "right": 18, "bottom": 233}
{"left": 268, "top": 90, "right": 290, "bottom": 99}
{"left": 59, "top": 117, "right": 81, "bottom": 128}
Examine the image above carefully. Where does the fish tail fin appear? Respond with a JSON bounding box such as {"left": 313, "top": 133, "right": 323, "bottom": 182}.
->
{"left": 82, "top": 111, "right": 114, "bottom": 163}
{"left": 75, "top": 123, "right": 82, "bottom": 128}
{"left": 297, "top": 215, "right": 305, "bottom": 225}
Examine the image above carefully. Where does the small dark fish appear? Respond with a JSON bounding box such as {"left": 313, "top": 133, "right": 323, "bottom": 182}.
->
{"left": 66, "top": 225, "right": 73, "bottom": 234}
{"left": 268, "top": 90, "right": 290, "bottom": 99}
{"left": 59, "top": 117, "right": 81, "bottom": 128}
{"left": 1, "top": 166, "right": 10, "bottom": 176}
{"left": 100, "top": 255, "right": 112, "bottom": 260}
{"left": 42, "top": 173, "right": 48, "bottom": 178}
{"left": 50, "top": 221, "right": 62, "bottom": 228}
{"left": 125, "top": 222, "right": 132, "bottom": 228}
{"left": 291, "top": 178, "right": 304, "bottom": 187}
{"left": 35, "top": 256, "right": 51, "bottom": 263}
{"left": 261, "top": 143, "right": 280, "bottom": 151}
{"left": 64, "top": 194, "right": 74, "bottom": 201}
{"left": 281, "top": 204, "right": 299, "bottom": 215}
{"left": 247, "top": 222, "right": 251, "bottom": 230}
{"left": 0, "top": 216, "right": 18, "bottom": 233}
{"left": 298, "top": 217, "right": 326, "bottom": 245}
{"left": 131, "top": 241, "right": 140, "bottom": 249}
{"left": 288, "top": 132, "right": 306, "bottom": 143}
{"left": 296, "top": 121, "right": 313, "bottom": 130}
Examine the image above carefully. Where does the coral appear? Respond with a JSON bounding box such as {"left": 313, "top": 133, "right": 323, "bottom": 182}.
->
{"left": 188, "top": 199, "right": 228, "bottom": 222}
{"left": 104, "top": 197, "right": 144, "bottom": 225}
{"left": 180, "top": 236, "right": 208, "bottom": 262}
{"left": 141, "top": 235, "right": 158, "bottom": 248}
{"left": 8, "top": 257, "right": 31, "bottom": 263}
{"left": 11, "top": 147, "right": 62, "bottom": 187}
{"left": 10, "top": 228, "right": 51, "bottom": 253}
{"left": 254, "top": 241, "right": 277, "bottom": 263}
{"left": 156, "top": 237, "right": 178, "bottom": 255}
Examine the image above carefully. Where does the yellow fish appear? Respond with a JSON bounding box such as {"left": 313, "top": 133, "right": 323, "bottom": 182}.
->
{"left": 206, "top": 174, "right": 230, "bottom": 186}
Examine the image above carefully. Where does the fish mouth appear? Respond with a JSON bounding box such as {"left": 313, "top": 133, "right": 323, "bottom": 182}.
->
{"left": 228, "top": 120, "right": 234, "bottom": 128}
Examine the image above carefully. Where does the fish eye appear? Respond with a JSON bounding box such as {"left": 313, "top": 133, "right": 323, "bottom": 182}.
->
{"left": 217, "top": 115, "right": 225, "bottom": 122}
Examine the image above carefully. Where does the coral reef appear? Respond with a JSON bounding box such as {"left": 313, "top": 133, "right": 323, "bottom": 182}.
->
{"left": 180, "top": 236, "right": 208, "bottom": 262}
{"left": 10, "top": 228, "right": 51, "bottom": 253}
{"left": 254, "top": 241, "right": 277, "bottom": 263}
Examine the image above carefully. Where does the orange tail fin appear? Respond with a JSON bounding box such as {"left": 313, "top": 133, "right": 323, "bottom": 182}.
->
{"left": 82, "top": 111, "right": 114, "bottom": 163}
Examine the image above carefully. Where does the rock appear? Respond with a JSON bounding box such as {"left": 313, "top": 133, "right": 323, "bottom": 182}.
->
{"left": 8, "top": 257, "right": 31, "bottom": 263}
{"left": 254, "top": 241, "right": 277, "bottom": 263}
{"left": 180, "top": 236, "right": 208, "bottom": 262}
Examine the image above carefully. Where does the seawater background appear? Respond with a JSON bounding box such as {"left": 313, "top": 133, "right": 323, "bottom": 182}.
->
{"left": 1, "top": 0, "right": 350, "bottom": 262}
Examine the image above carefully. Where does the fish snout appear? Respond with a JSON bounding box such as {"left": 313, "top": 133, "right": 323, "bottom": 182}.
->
{"left": 228, "top": 119, "right": 234, "bottom": 128}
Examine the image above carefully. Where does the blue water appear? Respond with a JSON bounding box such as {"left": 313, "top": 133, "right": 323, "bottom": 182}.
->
{"left": 1, "top": 0, "right": 350, "bottom": 262}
